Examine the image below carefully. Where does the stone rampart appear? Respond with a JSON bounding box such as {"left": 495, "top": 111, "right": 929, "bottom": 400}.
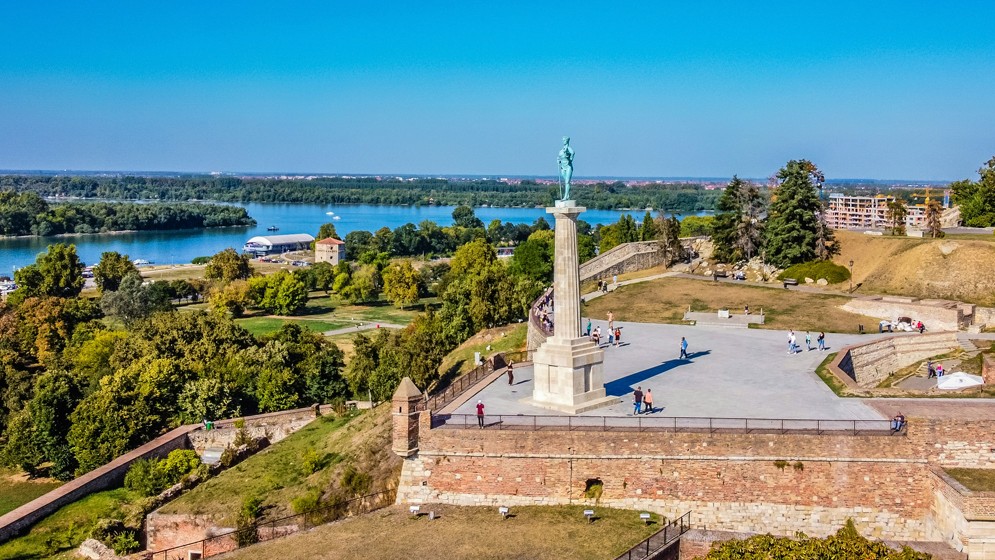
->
{"left": 0, "top": 405, "right": 328, "bottom": 545}
{"left": 975, "top": 307, "right": 995, "bottom": 329}
{"left": 0, "top": 425, "right": 197, "bottom": 544}
{"left": 929, "top": 468, "right": 995, "bottom": 558}
{"left": 842, "top": 297, "right": 969, "bottom": 332}
{"left": 834, "top": 332, "right": 960, "bottom": 388}
{"left": 396, "top": 413, "right": 995, "bottom": 543}
{"left": 579, "top": 241, "right": 663, "bottom": 283}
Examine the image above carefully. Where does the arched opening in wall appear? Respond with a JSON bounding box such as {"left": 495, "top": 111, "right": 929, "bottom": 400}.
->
{"left": 584, "top": 478, "right": 604, "bottom": 503}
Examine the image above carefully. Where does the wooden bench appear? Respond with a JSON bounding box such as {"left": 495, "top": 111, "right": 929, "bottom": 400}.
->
{"left": 783, "top": 278, "right": 799, "bottom": 288}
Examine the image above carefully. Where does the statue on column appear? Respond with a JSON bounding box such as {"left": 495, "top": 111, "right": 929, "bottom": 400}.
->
{"left": 557, "top": 136, "right": 575, "bottom": 201}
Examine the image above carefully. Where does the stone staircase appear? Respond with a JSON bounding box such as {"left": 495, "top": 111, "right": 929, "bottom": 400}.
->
{"left": 956, "top": 333, "right": 979, "bottom": 353}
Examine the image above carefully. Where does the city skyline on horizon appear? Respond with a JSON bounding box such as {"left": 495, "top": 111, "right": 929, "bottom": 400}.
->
{"left": 2, "top": 2, "right": 994, "bottom": 181}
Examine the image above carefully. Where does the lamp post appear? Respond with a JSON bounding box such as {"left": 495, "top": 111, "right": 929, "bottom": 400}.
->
{"left": 848, "top": 260, "right": 854, "bottom": 293}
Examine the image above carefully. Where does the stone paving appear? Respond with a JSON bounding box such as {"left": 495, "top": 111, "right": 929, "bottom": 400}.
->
{"left": 455, "top": 321, "right": 887, "bottom": 420}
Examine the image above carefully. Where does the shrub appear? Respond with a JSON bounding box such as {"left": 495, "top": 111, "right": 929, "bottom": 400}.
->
{"left": 583, "top": 478, "right": 604, "bottom": 502}
{"left": 301, "top": 447, "right": 322, "bottom": 475}
{"left": 111, "top": 530, "right": 141, "bottom": 555}
{"left": 777, "top": 261, "right": 850, "bottom": 284}
{"left": 191, "top": 256, "right": 211, "bottom": 264}
{"left": 241, "top": 495, "right": 264, "bottom": 521}
{"left": 291, "top": 488, "right": 323, "bottom": 514}
{"left": 340, "top": 465, "right": 372, "bottom": 495}
{"left": 124, "top": 449, "right": 202, "bottom": 497}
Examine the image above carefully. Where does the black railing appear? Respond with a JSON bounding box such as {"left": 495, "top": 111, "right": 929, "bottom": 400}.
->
{"left": 614, "top": 511, "right": 691, "bottom": 560}
{"left": 145, "top": 490, "right": 394, "bottom": 560}
{"left": 422, "top": 350, "right": 529, "bottom": 413}
{"left": 433, "top": 414, "right": 897, "bottom": 436}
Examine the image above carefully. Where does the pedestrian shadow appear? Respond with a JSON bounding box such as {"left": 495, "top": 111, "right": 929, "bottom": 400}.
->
{"left": 604, "top": 350, "right": 711, "bottom": 397}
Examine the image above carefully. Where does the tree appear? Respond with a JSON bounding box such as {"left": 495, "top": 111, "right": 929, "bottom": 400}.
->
{"left": 382, "top": 261, "right": 422, "bottom": 309}
{"left": 204, "top": 248, "right": 252, "bottom": 283}
{"left": 17, "top": 296, "right": 101, "bottom": 365}
{"left": 764, "top": 160, "right": 828, "bottom": 268}
{"left": 252, "top": 271, "right": 308, "bottom": 315}
{"left": 886, "top": 199, "right": 908, "bottom": 236}
{"left": 27, "top": 369, "right": 85, "bottom": 479}
{"left": 951, "top": 155, "right": 995, "bottom": 227}
{"left": 92, "top": 251, "right": 138, "bottom": 292}
{"left": 341, "top": 265, "right": 381, "bottom": 304}
{"left": 509, "top": 231, "right": 554, "bottom": 283}
{"left": 209, "top": 280, "right": 252, "bottom": 317}
{"left": 101, "top": 273, "right": 173, "bottom": 325}
{"left": 925, "top": 199, "right": 945, "bottom": 238}
{"left": 712, "top": 177, "right": 766, "bottom": 263}
{"left": 679, "top": 215, "right": 714, "bottom": 237}
{"left": 11, "top": 243, "right": 85, "bottom": 302}
{"left": 452, "top": 205, "right": 484, "bottom": 229}
{"left": 316, "top": 222, "right": 340, "bottom": 241}
{"left": 639, "top": 211, "right": 658, "bottom": 241}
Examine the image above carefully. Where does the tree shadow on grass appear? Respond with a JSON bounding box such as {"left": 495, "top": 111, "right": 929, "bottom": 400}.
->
{"left": 605, "top": 350, "right": 711, "bottom": 397}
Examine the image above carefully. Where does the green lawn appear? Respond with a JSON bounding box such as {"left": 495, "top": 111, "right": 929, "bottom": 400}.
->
{"left": 161, "top": 407, "right": 401, "bottom": 525}
{"left": 0, "top": 487, "right": 139, "bottom": 560}
{"left": 235, "top": 317, "right": 351, "bottom": 337}
{"left": 0, "top": 469, "right": 62, "bottom": 517}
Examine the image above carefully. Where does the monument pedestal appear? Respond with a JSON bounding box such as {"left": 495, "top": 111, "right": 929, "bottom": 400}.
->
{"left": 525, "top": 200, "right": 619, "bottom": 414}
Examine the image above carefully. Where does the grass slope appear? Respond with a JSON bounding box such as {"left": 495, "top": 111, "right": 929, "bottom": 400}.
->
{"left": 436, "top": 323, "right": 527, "bottom": 382}
{"left": 235, "top": 317, "right": 350, "bottom": 337}
{"left": 221, "top": 504, "right": 663, "bottom": 560}
{"left": 0, "top": 488, "right": 139, "bottom": 560}
{"left": 583, "top": 277, "right": 878, "bottom": 333}
{"left": 946, "top": 468, "right": 995, "bottom": 492}
{"left": 160, "top": 406, "right": 400, "bottom": 525}
{"left": 0, "top": 469, "right": 62, "bottom": 517}
{"left": 833, "top": 230, "right": 995, "bottom": 305}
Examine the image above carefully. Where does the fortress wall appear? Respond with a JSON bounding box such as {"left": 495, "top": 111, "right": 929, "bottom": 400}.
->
{"left": 397, "top": 415, "right": 995, "bottom": 542}
{"left": 976, "top": 307, "right": 995, "bottom": 329}
{"left": 842, "top": 298, "right": 967, "bottom": 332}
{"left": 186, "top": 405, "right": 329, "bottom": 453}
{"left": 842, "top": 332, "right": 960, "bottom": 387}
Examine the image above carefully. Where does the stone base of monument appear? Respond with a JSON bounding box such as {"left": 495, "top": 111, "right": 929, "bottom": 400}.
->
{"left": 522, "top": 337, "right": 620, "bottom": 414}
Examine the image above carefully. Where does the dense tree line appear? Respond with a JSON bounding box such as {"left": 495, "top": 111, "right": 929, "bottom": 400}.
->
{"left": 0, "top": 191, "right": 255, "bottom": 236}
{"left": 0, "top": 245, "right": 347, "bottom": 479}
{"left": 0, "top": 175, "right": 722, "bottom": 213}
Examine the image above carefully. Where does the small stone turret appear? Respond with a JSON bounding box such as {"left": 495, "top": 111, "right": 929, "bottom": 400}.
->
{"left": 392, "top": 377, "right": 423, "bottom": 457}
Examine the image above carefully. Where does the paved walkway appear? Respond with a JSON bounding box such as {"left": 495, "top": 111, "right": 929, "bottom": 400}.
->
{"left": 455, "top": 322, "right": 887, "bottom": 420}
{"left": 322, "top": 321, "right": 405, "bottom": 336}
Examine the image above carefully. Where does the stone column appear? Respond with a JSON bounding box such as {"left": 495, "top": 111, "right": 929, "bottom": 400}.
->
{"left": 524, "top": 201, "right": 617, "bottom": 414}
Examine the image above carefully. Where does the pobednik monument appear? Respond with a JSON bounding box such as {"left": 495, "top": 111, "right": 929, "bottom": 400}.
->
{"left": 525, "top": 138, "right": 617, "bottom": 414}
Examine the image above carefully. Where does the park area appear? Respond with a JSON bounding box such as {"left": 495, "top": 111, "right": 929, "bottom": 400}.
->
{"left": 583, "top": 277, "right": 878, "bottom": 334}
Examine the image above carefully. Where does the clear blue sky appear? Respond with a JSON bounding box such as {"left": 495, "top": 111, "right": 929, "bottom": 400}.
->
{"left": 2, "top": 1, "right": 993, "bottom": 180}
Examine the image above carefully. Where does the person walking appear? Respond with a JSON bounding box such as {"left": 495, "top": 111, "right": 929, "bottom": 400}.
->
{"left": 593, "top": 326, "right": 601, "bottom": 346}
{"left": 817, "top": 331, "right": 825, "bottom": 351}
{"left": 476, "top": 400, "right": 485, "bottom": 429}
{"left": 586, "top": 318, "right": 592, "bottom": 336}
{"left": 507, "top": 362, "right": 514, "bottom": 385}
{"left": 607, "top": 310, "right": 614, "bottom": 332}
{"left": 633, "top": 386, "right": 643, "bottom": 415}
{"left": 680, "top": 337, "right": 688, "bottom": 359}
{"left": 608, "top": 328, "right": 615, "bottom": 347}
{"left": 614, "top": 327, "right": 621, "bottom": 347}
{"left": 643, "top": 389, "right": 654, "bottom": 414}
{"left": 787, "top": 331, "right": 796, "bottom": 354}
{"left": 805, "top": 331, "right": 812, "bottom": 351}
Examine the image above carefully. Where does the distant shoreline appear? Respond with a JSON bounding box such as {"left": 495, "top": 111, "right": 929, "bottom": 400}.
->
{"left": 0, "top": 224, "right": 253, "bottom": 241}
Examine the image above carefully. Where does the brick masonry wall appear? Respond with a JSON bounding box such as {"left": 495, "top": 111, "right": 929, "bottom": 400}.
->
{"left": 984, "top": 354, "right": 995, "bottom": 385}
{"left": 186, "top": 405, "right": 328, "bottom": 453}
{"left": 397, "top": 414, "right": 995, "bottom": 542}
{"left": 579, "top": 241, "right": 663, "bottom": 283}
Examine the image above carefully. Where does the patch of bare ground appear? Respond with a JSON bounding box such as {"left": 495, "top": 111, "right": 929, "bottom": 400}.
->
{"left": 219, "top": 504, "right": 663, "bottom": 560}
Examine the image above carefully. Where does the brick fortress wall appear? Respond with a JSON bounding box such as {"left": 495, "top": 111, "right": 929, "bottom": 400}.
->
{"left": 397, "top": 412, "right": 995, "bottom": 543}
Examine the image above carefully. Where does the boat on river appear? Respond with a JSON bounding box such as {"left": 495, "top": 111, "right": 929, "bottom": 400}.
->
{"left": 267, "top": 225, "right": 280, "bottom": 231}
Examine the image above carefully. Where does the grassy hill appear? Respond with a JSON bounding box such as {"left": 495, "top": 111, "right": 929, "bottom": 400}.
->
{"left": 160, "top": 406, "right": 400, "bottom": 525}
{"left": 833, "top": 231, "right": 995, "bottom": 306}
{"left": 219, "top": 504, "right": 663, "bottom": 560}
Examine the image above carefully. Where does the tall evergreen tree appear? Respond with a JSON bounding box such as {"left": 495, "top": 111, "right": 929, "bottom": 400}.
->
{"left": 764, "top": 160, "right": 830, "bottom": 268}
{"left": 639, "top": 211, "right": 658, "bottom": 241}
{"left": 712, "top": 177, "right": 746, "bottom": 263}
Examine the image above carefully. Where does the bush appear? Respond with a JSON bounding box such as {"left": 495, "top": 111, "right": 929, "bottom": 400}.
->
{"left": 111, "top": 530, "right": 141, "bottom": 555}
{"left": 301, "top": 447, "right": 322, "bottom": 475}
{"left": 340, "top": 465, "right": 372, "bottom": 495}
{"left": 191, "top": 256, "right": 211, "bottom": 264}
{"left": 291, "top": 488, "right": 323, "bottom": 514}
{"left": 777, "top": 261, "right": 850, "bottom": 284}
{"left": 124, "top": 449, "right": 202, "bottom": 497}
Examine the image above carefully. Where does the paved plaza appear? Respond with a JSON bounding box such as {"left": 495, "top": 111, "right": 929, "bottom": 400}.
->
{"left": 454, "top": 321, "right": 887, "bottom": 420}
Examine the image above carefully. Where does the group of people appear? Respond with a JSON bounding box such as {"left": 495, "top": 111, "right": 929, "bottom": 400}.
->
{"left": 787, "top": 330, "right": 827, "bottom": 354}
{"left": 926, "top": 360, "right": 945, "bottom": 378}
{"left": 586, "top": 310, "right": 624, "bottom": 348}
{"left": 534, "top": 290, "right": 554, "bottom": 334}
{"left": 596, "top": 274, "right": 619, "bottom": 294}
{"left": 632, "top": 386, "right": 655, "bottom": 414}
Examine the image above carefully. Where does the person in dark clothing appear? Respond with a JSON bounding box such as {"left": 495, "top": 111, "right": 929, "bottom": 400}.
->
{"left": 507, "top": 362, "right": 515, "bottom": 385}
{"left": 633, "top": 387, "right": 643, "bottom": 415}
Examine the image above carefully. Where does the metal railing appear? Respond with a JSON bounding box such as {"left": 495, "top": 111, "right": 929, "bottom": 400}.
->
{"left": 432, "top": 414, "right": 898, "bottom": 436}
{"left": 530, "top": 287, "right": 554, "bottom": 335}
{"left": 422, "top": 350, "right": 529, "bottom": 413}
{"left": 614, "top": 511, "right": 691, "bottom": 560}
{"left": 144, "top": 490, "right": 394, "bottom": 560}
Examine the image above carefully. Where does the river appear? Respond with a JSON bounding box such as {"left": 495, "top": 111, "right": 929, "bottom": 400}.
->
{"left": 0, "top": 203, "right": 694, "bottom": 273}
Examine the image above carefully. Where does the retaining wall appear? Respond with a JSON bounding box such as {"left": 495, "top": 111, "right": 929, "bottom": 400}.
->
{"left": 842, "top": 297, "right": 969, "bottom": 332}
{"left": 977, "top": 307, "right": 995, "bottom": 329}
{"left": 832, "top": 332, "right": 960, "bottom": 388}
{"left": 0, "top": 406, "right": 328, "bottom": 545}
{"left": 579, "top": 241, "right": 663, "bottom": 283}
{"left": 929, "top": 468, "right": 995, "bottom": 559}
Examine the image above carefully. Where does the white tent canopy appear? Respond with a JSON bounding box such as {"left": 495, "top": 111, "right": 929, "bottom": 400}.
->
{"left": 936, "top": 372, "right": 984, "bottom": 390}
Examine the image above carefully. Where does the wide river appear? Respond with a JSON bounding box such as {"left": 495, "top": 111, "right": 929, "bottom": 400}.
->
{"left": 0, "top": 203, "right": 695, "bottom": 272}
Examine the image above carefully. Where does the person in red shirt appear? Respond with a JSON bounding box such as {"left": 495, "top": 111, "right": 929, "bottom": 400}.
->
{"left": 476, "top": 400, "right": 485, "bottom": 429}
